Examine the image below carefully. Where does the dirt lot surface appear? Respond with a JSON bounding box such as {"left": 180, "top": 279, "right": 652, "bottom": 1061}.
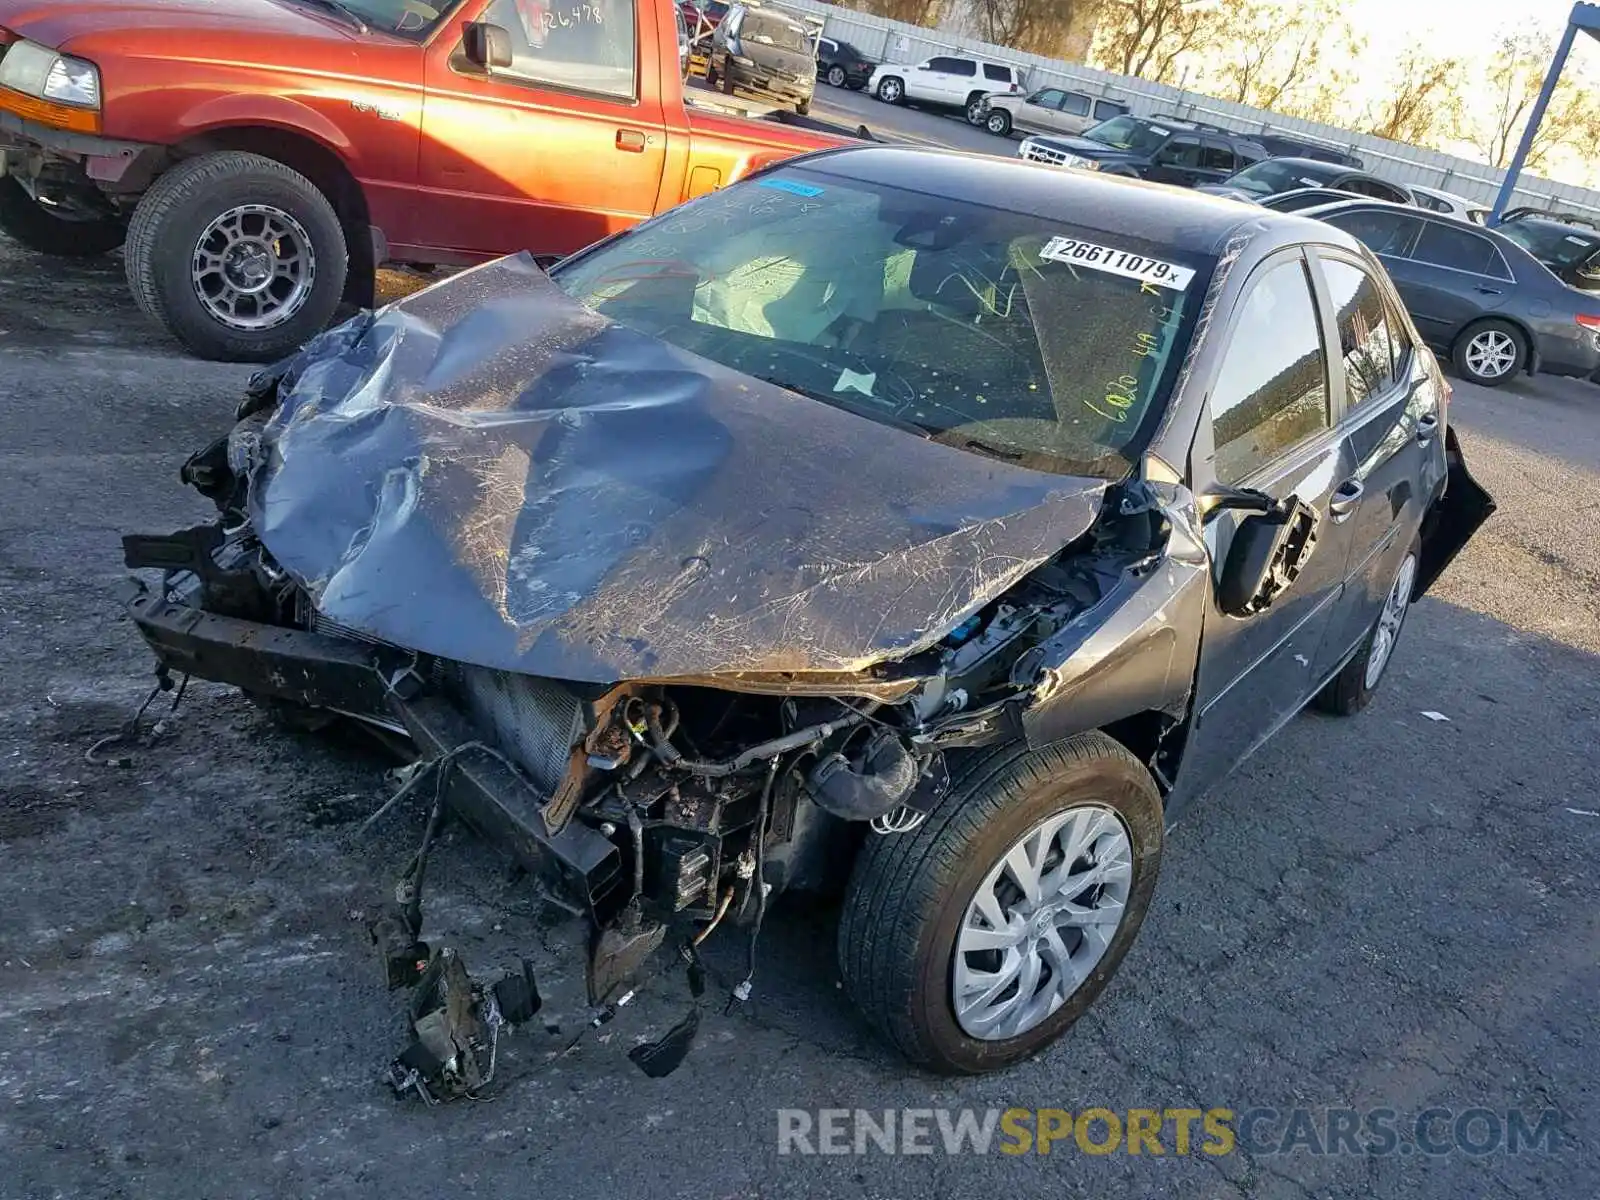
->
{"left": 1, "top": 237, "right": 1597, "bottom": 1200}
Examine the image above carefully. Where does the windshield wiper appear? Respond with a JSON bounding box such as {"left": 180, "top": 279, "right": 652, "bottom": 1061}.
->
{"left": 286, "top": 0, "right": 369, "bottom": 33}
{"left": 748, "top": 374, "right": 933, "bottom": 440}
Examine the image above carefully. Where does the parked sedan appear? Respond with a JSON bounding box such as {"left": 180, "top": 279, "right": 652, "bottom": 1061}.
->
{"left": 122, "top": 147, "right": 1491, "bottom": 1087}
{"left": 1201, "top": 157, "right": 1412, "bottom": 206}
{"left": 1308, "top": 199, "right": 1600, "bottom": 385}
{"left": 816, "top": 35, "right": 874, "bottom": 89}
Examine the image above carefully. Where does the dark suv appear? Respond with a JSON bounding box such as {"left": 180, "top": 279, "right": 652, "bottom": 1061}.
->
{"left": 1017, "top": 115, "right": 1266, "bottom": 188}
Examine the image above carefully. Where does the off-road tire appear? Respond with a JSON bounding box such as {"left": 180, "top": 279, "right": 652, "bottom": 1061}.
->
{"left": 0, "top": 175, "right": 125, "bottom": 257}
{"left": 837, "top": 733, "right": 1164, "bottom": 1074}
{"left": 1313, "top": 535, "right": 1421, "bottom": 716}
{"left": 124, "top": 151, "right": 347, "bottom": 363}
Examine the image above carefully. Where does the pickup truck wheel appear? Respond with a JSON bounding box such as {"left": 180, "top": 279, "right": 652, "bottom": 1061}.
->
{"left": 1313, "top": 536, "right": 1420, "bottom": 716}
{"left": 837, "top": 733, "right": 1163, "bottom": 1074}
{"left": 876, "top": 76, "right": 904, "bottom": 104}
{"left": 124, "top": 151, "right": 347, "bottom": 363}
{"left": 0, "top": 176, "right": 125, "bottom": 257}
{"left": 985, "top": 110, "right": 1012, "bottom": 136}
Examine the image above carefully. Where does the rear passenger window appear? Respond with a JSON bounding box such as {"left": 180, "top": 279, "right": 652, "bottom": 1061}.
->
{"left": 1062, "top": 92, "right": 1092, "bottom": 116}
{"left": 1413, "top": 223, "right": 1510, "bottom": 278}
{"left": 1200, "top": 143, "right": 1236, "bottom": 171}
{"left": 480, "top": 0, "right": 636, "bottom": 98}
{"left": 1328, "top": 210, "right": 1423, "bottom": 258}
{"left": 1094, "top": 100, "right": 1128, "bottom": 120}
{"left": 982, "top": 63, "right": 1011, "bottom": 81}
{"left": 1210, "top": 258, "right": 1331, "bottom": 484}
{"left": 1320, "top": 258, "right": 1401, "bottom": 407}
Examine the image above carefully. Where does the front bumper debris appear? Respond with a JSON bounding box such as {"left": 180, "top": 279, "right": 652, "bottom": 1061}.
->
{"left": 125, "top": 584, "right": 623, "bottom": 912}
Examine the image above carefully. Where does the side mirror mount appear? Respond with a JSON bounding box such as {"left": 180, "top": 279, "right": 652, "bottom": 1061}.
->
{"left": 1212, "top": 493, "right": 1320, "bottom": 618}
{"left": 1198, "top": 483, "right": 1275, "bottom": 525}
{"left": 463, "top": 22, "right": 514, "bottom": 70}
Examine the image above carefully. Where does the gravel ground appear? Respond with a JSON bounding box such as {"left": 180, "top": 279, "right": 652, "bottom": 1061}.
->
{"left": 1, "top": 237, "right": 1596, "bottom": 1200}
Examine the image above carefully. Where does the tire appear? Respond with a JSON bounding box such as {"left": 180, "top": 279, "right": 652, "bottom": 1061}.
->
{"left": 826, "top": 65, "right": 846, "bottom": 87}
{"left": 795, "top": 98, "right": 811, "bottom": 116}
{"left": 1451, "top": 318, "right": 1526, "bottom": 387}
{"left": 838, "top": 733, "right": 1164, "bottom": 1074}
{"left": 1313, "top": 536, "right": 1420, "bottom": 716}
{"left": 876, "top": 76, "right": 904, "bottom": 104}
{"left": 722, "top": 67, "right": 737, "bottom": 95}
{"left": 124, "top": 151, "right": 348, "bottom": 363}
{"left": 985, "top": 110, "right": 1012, "bottom": 137}
{"left": 0, "top": 175, "right": 125, "bottom": 257}
{"left": 704, "top": 61, "right": 718, "bottom": 86}
{"left": 965, "top": 93, "right": 989, "bottom": 125}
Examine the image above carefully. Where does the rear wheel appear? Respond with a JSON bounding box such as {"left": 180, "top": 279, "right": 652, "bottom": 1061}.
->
{"left": 124, "top": 151, "right": 347, "bottom": 363}
{"left": 0, "top": 175, "right": 125, "bottom": 257}
{"left": 1313, "top": 538, "right": 1419, "bottom": 716}
{"left": 838, "top": 734, "right": 1163, "bottom": 1074}
{"left": 876, "top": 76, "right": 904, "bottom": 104}
{"left": 826, "top": 65, "right": 846, "bottom": 87}
{"left": 1452, "top": 319, "right": 1525, "bottom": 387}
{"left": 985, "top": 110, "right": 1012, "bottom": 137}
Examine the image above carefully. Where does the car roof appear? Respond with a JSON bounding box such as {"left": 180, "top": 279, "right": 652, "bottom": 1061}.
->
{"left": 792, "top": 145, "right": 1358, "bottom": 256}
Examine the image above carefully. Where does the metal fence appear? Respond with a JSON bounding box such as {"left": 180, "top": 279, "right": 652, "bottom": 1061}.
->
{"left": 786, "top": 0, "right": 1600, "bottom": 218}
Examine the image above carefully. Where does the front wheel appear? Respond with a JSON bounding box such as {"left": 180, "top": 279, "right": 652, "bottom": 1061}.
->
{"left": 826, "top": 65, "right": 846, "bottom": 87}
{"left": 985, "top": 110, "right": 1012, "bottom": 136}
{"left": 876, "top": 76, "right": 904, "bottom": 104}
{"left": 838, "top": 734, "right": 1163, "bottom": 1074}
{"left": 0, "top": 176, "right": 125, "bottom": 257}
{"left": 123, "top": 151, "right": 348, "bottom": 363}
{"left": 1314, "top": 537, "right": 1419, "bottom": 716}
{"left": 1452, "top": 319, "right": 1525, "bottom": 386}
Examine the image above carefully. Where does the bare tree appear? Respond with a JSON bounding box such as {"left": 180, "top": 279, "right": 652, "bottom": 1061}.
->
{"left": 1361, "top": 50, "right": 1463, "bottom": 145}
{"left": 848, "top": 0, "right": 947, "bottom": 29}
{"left": 1092, "top": 0, "right": 1219, "bottom": 83}
{"left": 1211, "top": 0, "right": 1350, "bottom": 111}
{"left": 1474, "top": 33, "right": 1600, "bottom": 171}
{"left": 968, "top": 0, "right": 1098, "bottom": 58}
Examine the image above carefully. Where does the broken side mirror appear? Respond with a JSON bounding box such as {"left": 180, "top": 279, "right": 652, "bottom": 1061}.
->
{"left": 463, "top": 22, "right": 514, "bottom": 70}
{"left": 1214, "top": 494, "right": 1320, "bottom": 617}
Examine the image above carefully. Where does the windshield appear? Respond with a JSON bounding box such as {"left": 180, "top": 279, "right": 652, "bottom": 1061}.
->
{"left": 1224, "top": 159, "right": 1340, "bottom": 196}
{"left": 291, "top": 0, "right": 462, "bottom": 37}
{"left": 1498, "top": 221, "right": 1600, "bottom": 269}
{"left": 552, "top": 167, "right": 1210, "bottom": 479}
{"left": 740, "top": 12, "right": 809, "bottom": 52}
{"left": 1080, "top": 116, "right": 1171, "bottom": 154}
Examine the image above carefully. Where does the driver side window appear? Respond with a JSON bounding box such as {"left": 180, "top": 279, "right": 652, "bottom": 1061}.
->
{"left": 1209, "top": 258, "right": 1331, "bottom": 484}
{"left": 479, "top": 0, "right": 638, "bottom": 99}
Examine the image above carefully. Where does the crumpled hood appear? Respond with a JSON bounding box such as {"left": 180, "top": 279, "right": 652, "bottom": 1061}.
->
{"left": 0, "top": 0, "right": 360, "bottom": 52}
{"left": 249, "top": 254, "right": 1108, "bottom": 683}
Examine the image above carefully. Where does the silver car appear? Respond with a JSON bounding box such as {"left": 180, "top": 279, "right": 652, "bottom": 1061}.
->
{"left": 973, "top": 87, "right": 1128, "bottom": 138}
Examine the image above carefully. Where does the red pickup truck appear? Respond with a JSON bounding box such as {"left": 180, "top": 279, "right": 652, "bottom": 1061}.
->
{"left": 0, "top": 0, "right": 849, "bottom": 361}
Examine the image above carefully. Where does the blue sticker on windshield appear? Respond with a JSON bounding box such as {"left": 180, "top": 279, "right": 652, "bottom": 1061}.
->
{"left": 757, "top": 178, "right": 825, "bottom": 197}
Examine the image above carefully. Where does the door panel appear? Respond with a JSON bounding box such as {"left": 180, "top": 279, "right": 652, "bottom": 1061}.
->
{"left": 1173, "top": 252, "right": 1364, "bottom": 803}
{"left": 1144, "top": 136, "right": 1204, "bottom": 186}
{"left": 417, "top": 0, "right": 667, "bottom": 259}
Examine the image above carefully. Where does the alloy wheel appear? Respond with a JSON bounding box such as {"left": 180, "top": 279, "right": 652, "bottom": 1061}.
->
{"left": 827, "top": 65, "right": 846, "bottom": 86}
{"left": 191, "top": 203, "right": 317, "bottom": 331}
{"left": 879, "top": 78, "right": 901, "bottom": 103}
{"left": 1364, "top": 552, "right": 1417, "bottom": 690}
{"left": 952, "top": 804, "right": 1134, "bottom": 1040}
{"left": 1465, "top": 329, "right": 1517, "bottom": 379}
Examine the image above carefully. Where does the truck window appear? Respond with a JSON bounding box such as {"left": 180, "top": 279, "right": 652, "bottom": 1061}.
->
{"left": 484, "top": 0, "right": 637, "bottom": 99}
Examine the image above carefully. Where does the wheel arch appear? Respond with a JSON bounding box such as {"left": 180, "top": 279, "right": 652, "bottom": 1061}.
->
{"left": 171, "top": 123, "right": 376, "bottom": 305}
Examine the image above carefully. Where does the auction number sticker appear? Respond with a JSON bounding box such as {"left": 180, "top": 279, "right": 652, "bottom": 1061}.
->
{"left": 1039, "top": 236, "right": 1195, "bottom": 291}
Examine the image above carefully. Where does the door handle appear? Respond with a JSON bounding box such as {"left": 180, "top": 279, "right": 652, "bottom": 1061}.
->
{"left": 615, "top": 129, "right": 648, "bottom": 152}
{"left": 1416, "top": 412, "right": 1439, "bottom": 445}
{"left": 1328, "top": 478, "right": 1364, "bottom": 522}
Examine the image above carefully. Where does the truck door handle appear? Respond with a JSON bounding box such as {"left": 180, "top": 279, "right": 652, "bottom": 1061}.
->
{"left": 1328, "top": 478, "right": 1364, "bottom": 522}
{"left": 1416, "top": 412, "right": 1439, "bottom": 444}
{"left": 615, "top": 129, "right": 647, "bottom": 152}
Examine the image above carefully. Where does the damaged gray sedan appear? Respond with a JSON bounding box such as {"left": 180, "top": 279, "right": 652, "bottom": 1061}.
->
{"left": 122, "top": 146, "right": 1493, "bottom": 1084}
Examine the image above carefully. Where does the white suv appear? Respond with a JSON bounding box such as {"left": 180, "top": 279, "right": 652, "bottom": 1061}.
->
{"left": 868, "top": 55, "right": 1026, "bottom": 111}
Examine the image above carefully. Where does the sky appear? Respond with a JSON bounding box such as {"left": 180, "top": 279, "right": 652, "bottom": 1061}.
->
{"left": 1341, "top": 0, "right": 1583, "bottom": 58}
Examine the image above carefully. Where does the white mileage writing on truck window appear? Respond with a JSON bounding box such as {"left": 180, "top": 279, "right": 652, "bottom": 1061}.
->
{"left": 1039, "top": 236, "right": 1195, "bottom": 291}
